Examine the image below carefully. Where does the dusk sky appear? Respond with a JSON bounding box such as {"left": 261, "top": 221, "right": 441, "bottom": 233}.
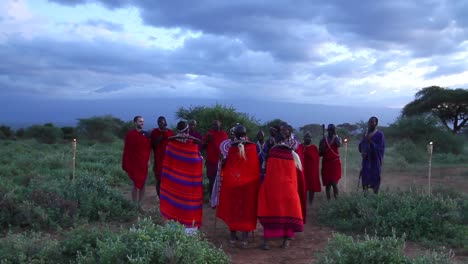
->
{"left": 1, "top": 0, "right": 467, "bottom": 127}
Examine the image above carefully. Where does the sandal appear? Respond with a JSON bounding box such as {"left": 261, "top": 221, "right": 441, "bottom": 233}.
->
{"left": 261, "top": 242, "right": 270, "bottom": 250}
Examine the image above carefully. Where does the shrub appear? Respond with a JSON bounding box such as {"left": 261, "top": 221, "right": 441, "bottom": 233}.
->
{"left": 318, "top": 190, "right": 467, "bottom": 250}
{"left": 316, "top": 233, "right": 453, "bottom": 264}
{"left": 24, "top": 124, "right": 63, "bottom": 144}
{"left": 0, "top": 219, "right": 229, "bottom": 264}
{"left": 85, "top": 219, "right": 230, "bottom": 264}
{"left": 77, "top": 115, "right": 127, "bottom": 143}
{"left": 0, "top": 125, "right": 13, "bottom": 139}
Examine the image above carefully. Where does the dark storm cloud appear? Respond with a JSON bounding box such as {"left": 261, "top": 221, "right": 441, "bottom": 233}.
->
{"left": 49, "top": 0, "right": 468, "bottom": 59}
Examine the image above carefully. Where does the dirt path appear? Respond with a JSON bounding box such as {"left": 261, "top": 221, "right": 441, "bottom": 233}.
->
{"left": 136, "top": 167, "right": 468, "bottom": 264}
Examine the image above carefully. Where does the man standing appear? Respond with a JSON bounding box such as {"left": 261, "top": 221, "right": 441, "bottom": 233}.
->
{"left": 150, "top": 116, "right": 174, "bottom": 198}
{"left": 122, "top": 116, "right": 151, "bottom": 204}
{"left": 297, "top": 131, "right": 321, "bottom": 205}
{"left": 319, "top": 124, "right": 342, "bottom": 200}
{"left": 359, "top": 116, "right": 385, "bottom": 194}
{"left": 202, "top": 120, "right": 228, "bottom": 199}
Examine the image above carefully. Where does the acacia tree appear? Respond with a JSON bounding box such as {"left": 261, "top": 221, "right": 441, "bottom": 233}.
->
{"left": 402, "top": 86, "right": 468, "bottom": 134}
{"left": 176, "top": 104, "right": 260, "bottom": 138}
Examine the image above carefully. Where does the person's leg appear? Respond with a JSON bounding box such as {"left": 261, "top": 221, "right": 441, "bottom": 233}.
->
{"left": 138, "top": 187, "right": 145, "bottom": 203}
{"left": 325, "top": 185, "right": 331, "bottom": 200}
{"left": 308, "top": 191, "right": 315, "bottom": 204}
{"left": 155, "top": 178, "right": 161, "bottom": 198}
{"left": 230, "top": 230, "right": 237, "bottom": 244}
{"left": 332, "top": 183, "right": 339, "bottom": 199}
{"left": 208, "top": 177, "right": 215, "bottom": 199}
{"left": 131, "top": 186, "right": 138, "bottom": 202}
{"left": 241, "top": 231, "right": 249, "bottom": 248}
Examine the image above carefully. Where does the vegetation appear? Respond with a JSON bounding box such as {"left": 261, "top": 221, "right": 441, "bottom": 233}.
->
{"left": 317, "top": 190, "right": 468, "bottom": 253}
{"left": 0, "top": 219, "right": 229, "bottom": 264}
{"left": 176, "top": 104, "right": 260, "bottom": 138}
{"left": 402, "top": 86, "right": 468, "bottom": 134}
{"left": 0, "top": 98, "right": 467, "bottom": 263}
{"left": 316, "top": 233, "right": 453, "bottom": 264}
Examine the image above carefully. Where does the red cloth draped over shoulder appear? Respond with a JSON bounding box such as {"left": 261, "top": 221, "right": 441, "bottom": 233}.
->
{"left": 321, "top": 138, "right": 342, "bottom": 186}
{"left": 257, "top": 146, "right": 304, "bottom": 232}
{"left": 160, "top": 139, "right": 203, "bottom": 228}
{"left": 122, "top": 129, "right": 151, "bottom": 189}
{"left": 203, "top": 130, "right": 228, "bottom": 166}
{"left": 150, "top": 128, "right": 174, "bottom": 180}
{"left": 217, "top": 142, "right": 260, "bottom": 231}
{"left": 297, "top": 144, "right": 321, "bottom": 192}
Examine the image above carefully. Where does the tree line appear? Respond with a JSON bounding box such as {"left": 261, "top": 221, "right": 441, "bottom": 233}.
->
{"left": 0, "top": 86, "right": 466, "bottom": 153}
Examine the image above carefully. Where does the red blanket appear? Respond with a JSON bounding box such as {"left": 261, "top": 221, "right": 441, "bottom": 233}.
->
{"left": 321, "top": 139, "right": 342, "bottom": 186}
{"left": 217, "top": 142, "right": 260, "bottom": 231}
{"left": 203, "top": 130, "right": 228, "bottom": 172}
{"left": 122, "top": 129, "right": 151, "bottom": 189}
{"left": 160, "top": 139, "right": 203, "bottom": 227}
{"left": 150, "top": 128, "right": 174, "bottom": 180}
{"left": 297, "top": 144, "right": 321, "bottom": 192}
{"left": 258, "top": 146, "right": 304, "bottom": 233}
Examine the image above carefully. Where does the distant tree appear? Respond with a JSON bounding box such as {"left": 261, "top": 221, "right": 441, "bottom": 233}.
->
{"left": 176, "top": 104, "right": 260, "bottom": 138}
{"left": 15, "top": 128, "right": 25, "bottom": 138}
{"left": 61, "top": 126, "right": 77, "bottom": 140}
{"left": 25, "top": 124, "right": 63, "bottom": 144}
{"left": 299, "top": 123, "right": 323, "bottom": 137}
{"left": 77, "top": 115, "right": 126, "bottom": 143}
{"left": 402, "top": 86, "right": 468, "bottom": 134}
{"left": 386, "top": 115, "right": 464, "bottom": 154}
{"left": 0, "top": 125, "right": 13, "bottom": 139}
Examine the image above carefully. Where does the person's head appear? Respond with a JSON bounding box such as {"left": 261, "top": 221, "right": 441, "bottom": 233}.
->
{"left": 327, "top": 124, "right": 336, "bottom": 136}
{"left": 256, "top": 130, "right": 265, "bottom": 142}
{"left": 211, "top": 120, "right": 221, "bottom": 131}
{"left": 280, "top": 123, "right": 292, "bottom": 138}
{"left": 189, "top": 120, "right": 197, "bottom": 131}
{"left": 229, "top": 126, "right": 236, "bottom": 140}
{"left": 133, "top": 116, "right": 144, "bottom": 130}
{"left": 368, "top": 116, "right": 378, "bottom": 131}
{"left": 157, "top": 116, "right": 167, "bottom": 129}
{"left": 304, "top": 131, "right": 312, "bottom": 145}
{"left": 233, "top": 124, "right": 247, "bottom": 139}
{"left": 176, "top": 120, "right": 189, "bottom": 134}
{"left": 269, "top": 126, "right": 279, "bottom": 136}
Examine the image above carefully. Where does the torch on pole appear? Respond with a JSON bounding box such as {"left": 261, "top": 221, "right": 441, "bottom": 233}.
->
{"left": 343, "top": 138, "right": 348, "bottom": 192}
{"left": 427, "top": 141, "right": 433, "bottom": 195}
{"left": 72, "top": 138, "right": 77, "bottom": 181}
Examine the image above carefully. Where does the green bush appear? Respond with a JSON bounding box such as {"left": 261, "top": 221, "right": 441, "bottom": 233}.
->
{"left": 316, "top": 233, "right": 453, "bottom": 264}
{"left": 386, "top": 116, "right": 464, "bottom": 154}
{"left": 0, "top": 232, "right": 62, "bottom": 263}
{"left": 392, "top": 139, "right": 426, "bottom": 163}
{"left": 0, "top": 219, "right": 229, "bottom": 264}
{"left": 24, "top": 124, "right": 63, "bottom": 144}
{"left": 77, "top": 115, "right": 127, "bottom": 143}
{"left": 318, "top": 190, "right": 467, "bottom": 250}
{"left": 86, "top": 219, "right": 230, "bottom": 264}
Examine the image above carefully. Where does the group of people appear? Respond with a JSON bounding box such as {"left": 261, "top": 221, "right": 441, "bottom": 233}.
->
{"left": 121, "top": 115, "right": 385, "bottom": 249}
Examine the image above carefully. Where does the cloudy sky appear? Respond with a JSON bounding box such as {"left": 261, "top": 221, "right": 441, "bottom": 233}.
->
{"left": 1, "top": 0, "right": 467, "bottom": 125}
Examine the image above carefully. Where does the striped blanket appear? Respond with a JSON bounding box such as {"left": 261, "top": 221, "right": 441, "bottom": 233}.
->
{"left": 160, "top": 139, "right": 203, "bottom": 227}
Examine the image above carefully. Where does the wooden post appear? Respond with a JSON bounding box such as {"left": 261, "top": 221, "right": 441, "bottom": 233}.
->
{"left": 72, "top": 138, "right": 77, "bottom": 181}
{"left": 427, "top": 142, "right": 433, "bottom": 195}
{"left": 343, "top": 138, "right": 348, "bottom": 192}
